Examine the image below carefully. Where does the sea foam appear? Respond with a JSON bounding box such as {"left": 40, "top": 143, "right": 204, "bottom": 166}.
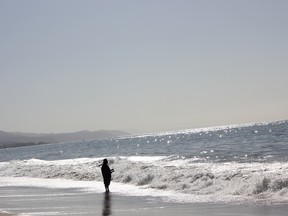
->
{"left": 1, "top": 156, "right": 288, "bottom": 204}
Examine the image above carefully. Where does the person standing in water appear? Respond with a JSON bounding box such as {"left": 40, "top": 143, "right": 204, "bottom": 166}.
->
{"left": 101, "top": 159, "right": 114, "bottom": 193}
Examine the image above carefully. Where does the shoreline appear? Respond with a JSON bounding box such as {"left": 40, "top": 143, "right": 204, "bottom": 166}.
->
{"left": 1, "top": 186, "right": 288, "bottom": 216}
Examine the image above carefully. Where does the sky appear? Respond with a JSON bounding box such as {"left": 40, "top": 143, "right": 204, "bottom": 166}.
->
{"left": 1, "top": 0, "right": 288, "bottom": 134}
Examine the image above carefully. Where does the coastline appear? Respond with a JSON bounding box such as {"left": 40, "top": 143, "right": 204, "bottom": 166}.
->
{"left": 1, "top": 185, "right": 288, "bottom": 216}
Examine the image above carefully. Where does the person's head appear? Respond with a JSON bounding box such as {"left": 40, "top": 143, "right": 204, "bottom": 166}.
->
{"left": 103, "top": 158, "right": 108, "bottom": 165}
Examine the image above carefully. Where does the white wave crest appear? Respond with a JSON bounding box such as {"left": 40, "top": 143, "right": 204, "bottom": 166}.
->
{"left": 1, "top": 156, "right": 288, "bottom": 204}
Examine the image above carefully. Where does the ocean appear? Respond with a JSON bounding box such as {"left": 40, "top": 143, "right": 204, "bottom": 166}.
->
{"left": 1, "top": 120, "right": 288, "bottom": 206}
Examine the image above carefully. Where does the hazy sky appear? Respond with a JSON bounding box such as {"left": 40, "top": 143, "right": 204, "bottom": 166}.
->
{"left": 1, "top": 0, "right": 288, "bottom": 134}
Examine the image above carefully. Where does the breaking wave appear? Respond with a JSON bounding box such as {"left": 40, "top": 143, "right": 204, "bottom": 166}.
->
{"left": 1, "top": 156, "right": 288, "bottom": 204}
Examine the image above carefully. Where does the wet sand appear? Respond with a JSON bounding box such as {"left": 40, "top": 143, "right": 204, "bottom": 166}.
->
{"left": 0, "top": 213, "right": 14, "bottom": 216}
{"left": 0, "top": 186, "right": 287, "bottom": 216}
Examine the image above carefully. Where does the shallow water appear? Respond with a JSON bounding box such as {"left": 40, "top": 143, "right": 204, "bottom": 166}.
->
{"left": 1, "top": 120, "right": 288, "bottom": 205}
{"left": 1, "top": 186, "right": 288, "bottom": 216}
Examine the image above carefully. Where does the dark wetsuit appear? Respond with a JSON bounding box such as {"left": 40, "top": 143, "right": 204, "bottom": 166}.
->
{"left": 101, "top": 163, "right": 112, "bottom": 188}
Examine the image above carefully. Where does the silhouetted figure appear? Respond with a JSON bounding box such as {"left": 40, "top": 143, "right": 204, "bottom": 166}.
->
{"left": 101, "top": 159, "right": 114, "bottom": 193}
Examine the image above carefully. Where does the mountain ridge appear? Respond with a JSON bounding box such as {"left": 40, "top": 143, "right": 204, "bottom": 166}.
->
{"left": 0, "top": 130, "right": 129, "bottom": 149}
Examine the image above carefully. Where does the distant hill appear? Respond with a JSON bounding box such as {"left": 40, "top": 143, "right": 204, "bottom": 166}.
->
{"left": 0, "top": 130, "right": 129, "bottom": 149}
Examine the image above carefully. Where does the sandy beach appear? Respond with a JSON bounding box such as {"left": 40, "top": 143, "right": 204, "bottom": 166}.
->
{"left": 0, "top": 185, "right": 287, "bottom": 216}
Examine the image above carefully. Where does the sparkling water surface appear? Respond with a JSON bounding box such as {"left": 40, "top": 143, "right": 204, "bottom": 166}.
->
{"left": 1, "top": 120, "right": 287, "bottom": 163}
{"left": 1, "top": 120, "right": 288, "bottom": 205}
